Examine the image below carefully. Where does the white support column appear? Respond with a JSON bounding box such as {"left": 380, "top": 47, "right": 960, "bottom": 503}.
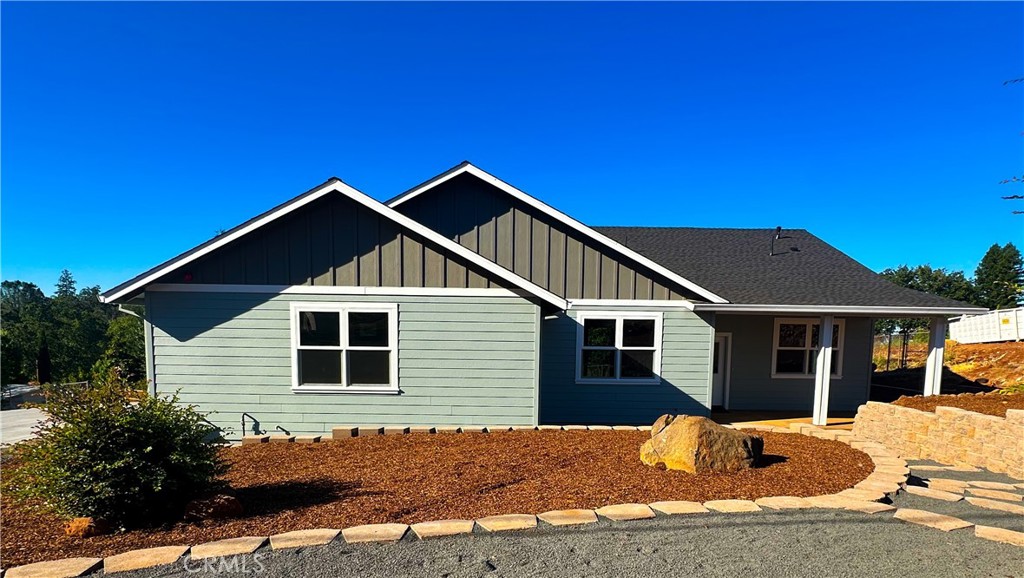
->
{"left": 811, "top": 315, "right": 835, "bottom": 426}
{"left": 923, "top": 316, "right": 947, "bottom": 396}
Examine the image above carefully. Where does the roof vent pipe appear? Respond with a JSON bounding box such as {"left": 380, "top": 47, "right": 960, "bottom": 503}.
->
{"left": 770, "top": 226, "right": 782, "bottom": 256}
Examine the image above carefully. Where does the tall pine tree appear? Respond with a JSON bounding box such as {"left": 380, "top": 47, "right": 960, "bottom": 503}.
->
{"left": 974, "top": 242, "right": 1024, "bottom": 309}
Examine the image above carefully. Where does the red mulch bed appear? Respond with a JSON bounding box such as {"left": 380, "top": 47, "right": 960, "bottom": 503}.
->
{"left": 892, "top": 391, "right": 1024, "bottom": 417}
{"left": 1, "top": 430, "right": 872, "bottom": 567}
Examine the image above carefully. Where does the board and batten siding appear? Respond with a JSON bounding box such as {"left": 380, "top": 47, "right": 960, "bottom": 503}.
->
{"left": 394, "top": 172, "right": 702, "bottom": 301}
{"left": 147, "top": 290, "right": 540, "bottom": 438}
{"left": 154, "top": 192, "right": 509, "bottom": 290}
{"left": 714, "top": 315, "right": 874, "bottom": 412}
{"left": 539, "top": 308, "right": 714, "bottom": 425}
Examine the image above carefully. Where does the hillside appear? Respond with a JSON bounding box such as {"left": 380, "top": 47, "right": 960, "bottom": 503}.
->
{"left": 873, "top": 339, "right": 1024, "bottom": 389}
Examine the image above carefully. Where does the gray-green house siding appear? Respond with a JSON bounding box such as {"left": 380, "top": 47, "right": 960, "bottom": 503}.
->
{"left": 714, "top": 314, "right": 874, "bottom": 412}
{"left": 147, "top": 290, "right": 540, "bottom": 438}
{"left": 539, "top": 308, "right": 715, "bottom": 425}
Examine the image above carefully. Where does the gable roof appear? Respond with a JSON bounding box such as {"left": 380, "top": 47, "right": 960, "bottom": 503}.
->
{"left": 594, "top": 226, "right": 985, "bottom": 314}
{"left": 100, "top": 178, "right": 568, "bottom": 309}
{"left": 387, "top": 162, "right": 729, "bottom": 304}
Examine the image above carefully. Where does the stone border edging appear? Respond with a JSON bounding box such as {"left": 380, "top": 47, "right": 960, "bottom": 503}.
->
{"left": 16, "top": 422, "right": 1022, "bottom": 577}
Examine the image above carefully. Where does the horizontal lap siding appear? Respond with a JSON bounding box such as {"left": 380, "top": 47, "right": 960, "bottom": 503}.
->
{"left": 539, "top": 309, "right": 713, "bottom": 425}
{"left": 148, "top": 291, "right": 539, "bottom": 438}
{"left": 715, "top": 315, "right": 872, "bottom": 412}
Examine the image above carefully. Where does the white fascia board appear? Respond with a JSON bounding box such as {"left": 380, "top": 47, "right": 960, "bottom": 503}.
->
{"left": 386, "top": 163, "right": 730, "bottom": 304}
{"left": 102, "top": 180, "right": 568, "bottom": 310}
{"left": 568, "top": 299, "right": 695, "bottom": 311}
{"left": 693, "top": 303, "right": 988, "bottom": 316}
{"left": 146, "top": 284, "right": 522, "bottom": 297}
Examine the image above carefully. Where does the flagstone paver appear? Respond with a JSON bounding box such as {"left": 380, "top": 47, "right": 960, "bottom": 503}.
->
{"left": 904, "top": 485, "right": 964, "bottom": 502}
{"left": 842, "top": 500, "right": 896, "bottom": 515}
{"left": 341, "top": 524, "right": 408, "bottom": 543}
{"left": 704, "top": 500, "right": 762, "bottom": 513}
{"left": 974, "top": 525, "right": 1024, "bottom": 547}
{"left": 967, "top": 488, "right": 1023, "bottom": 502}
{"left": 755, "top": 496, "right": 814, "bottom": 509}
{"left": 103, "top": 546, "right": 188, "bottom": 573}
{"left": 968, "top": 481, "right": 1020, "bottom": 491}
{"left": 383, "top": 426, "right": 409, "bottom": 435}
{"left": 5, "top": 557, "right": 102, "bottom": 578}
{"left": 837, "top": 488, "right": 887, "bottom": 502}
{"left": 893, "top": 508, "right": 974, "bottom": 532}
{"left": 410, "top": 520, "right": 475, "bottom": 539}
{"left": 475, "top": 514, "right": 537, "bottom": 532}
{"left": 965, "top": 497, "right": 1024, "bottom": 515}
{"left": 595, "top": 503, "right": 657, "bottom": 521}
{"left": 537, "top": 509, "right": 599, "bottom": 526}
{"left": 925, "top": 478, "right": 969, "bottom": 494}
{"left": 190, "top": 537, "right": 267, "bottom": 560}
{"left": 295, "top": 435, "right": 322, "bottom": 443}
{"left": 649, "top": 501, "right": 710, "bottom": 515}
{"left": 270, "top": 529, "right": 340, "bottom": 550}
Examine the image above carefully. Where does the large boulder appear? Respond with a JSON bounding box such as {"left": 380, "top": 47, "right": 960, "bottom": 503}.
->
{"left": 640, "top": 414, "right": 764, "bottom": 473}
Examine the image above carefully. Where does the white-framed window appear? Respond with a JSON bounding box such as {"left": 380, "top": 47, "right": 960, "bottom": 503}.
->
{"left": 575, "top": 311, "right": 663, "bottom": 384}
{"left": 771, "top": 317, "right": 845, "bottom": 379}
{"left": 289, "top": 302, "right": 398, "bottom": 393}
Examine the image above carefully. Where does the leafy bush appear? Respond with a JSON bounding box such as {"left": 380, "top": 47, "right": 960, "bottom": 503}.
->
{"left": 5, "top": 377, "right": 226, "bottom": 528}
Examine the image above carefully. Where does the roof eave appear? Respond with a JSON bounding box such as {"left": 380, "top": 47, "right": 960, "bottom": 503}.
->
{"left": 693, "top": 303, "right": 988, "bottom": 316}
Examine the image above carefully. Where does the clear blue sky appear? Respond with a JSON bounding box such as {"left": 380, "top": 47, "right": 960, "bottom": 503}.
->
{"left": 2, "top": 2, "right": 1021, "bottom": 295}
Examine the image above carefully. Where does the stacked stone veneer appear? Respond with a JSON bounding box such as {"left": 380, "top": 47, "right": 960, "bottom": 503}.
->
{"left": 853, "top": 401, "right": 1024, "bottom": 480}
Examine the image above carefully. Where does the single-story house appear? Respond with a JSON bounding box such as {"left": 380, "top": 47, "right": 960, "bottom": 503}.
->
{"left": 100, "top": 162, "right": 984, "bottom": 438}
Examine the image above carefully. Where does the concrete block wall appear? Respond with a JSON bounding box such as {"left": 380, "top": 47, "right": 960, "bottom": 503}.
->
{"left": 852, "top": 401, "right": 1024, "bottom": 480}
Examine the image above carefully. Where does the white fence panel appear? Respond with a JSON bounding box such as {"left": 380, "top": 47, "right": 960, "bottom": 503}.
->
{"left": 949, "top": 307, "right": 1024, "bottom": 344}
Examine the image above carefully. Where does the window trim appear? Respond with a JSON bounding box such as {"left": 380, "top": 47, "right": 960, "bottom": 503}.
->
{"left": 575, "top": 311, "right": 664, "bottom": 385}
{"left": 770, "top": 317, "right": 845, "bottom": 380}
{"left": 289, "top": 302, "right": 399, "bottom": 394}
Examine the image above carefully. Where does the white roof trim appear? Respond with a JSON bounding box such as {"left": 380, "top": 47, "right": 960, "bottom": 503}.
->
{"left": 101, "top": 180, "right": 568, "bottom": 310}
{"left": 386, "top": 163, "right": 730, "bottom": 304}
{"left": 693, "top": 303, "right": 987, "bottom": 316}
{"left": 567, "top": 299, "right": 695, "bottom": 311}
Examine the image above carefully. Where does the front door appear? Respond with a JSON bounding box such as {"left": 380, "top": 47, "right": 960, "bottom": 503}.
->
{"left": 712, "top": 334, "right": 730, "bottom": 408}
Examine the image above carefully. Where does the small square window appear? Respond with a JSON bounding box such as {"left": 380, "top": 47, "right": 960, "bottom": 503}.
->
{"left": 348, "top": 350, "right": 390, "bottom": 384}
{"left": 622, "top": 319, "right": 655, "bottom": 347}
{"left": 583, "top": 319, "right": 616, "bottom": 347}
{"left": 300, "top": 311, "right": 340, "bottom": 346}
{"left": 581, "top": 349, "right": 617, "bottom": 378}
{"left": 299, "top": 350, "right": 342, "bottom": 385}
{"left": 349, "top": 312, "right": 389, "bottom": 347}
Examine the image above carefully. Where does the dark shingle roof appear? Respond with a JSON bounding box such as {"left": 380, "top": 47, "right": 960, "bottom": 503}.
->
{"left": 594, "top": 226, "right": 974, "bottom": 308}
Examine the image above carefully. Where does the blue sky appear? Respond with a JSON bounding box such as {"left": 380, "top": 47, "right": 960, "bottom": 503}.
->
{"left": 2, "top": 2, "right": 1021, "bottom": 294}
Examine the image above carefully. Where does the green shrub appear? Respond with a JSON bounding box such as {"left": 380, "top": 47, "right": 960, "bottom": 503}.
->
{"left": 5, "top": 376, "right": 226, "bottom": 528}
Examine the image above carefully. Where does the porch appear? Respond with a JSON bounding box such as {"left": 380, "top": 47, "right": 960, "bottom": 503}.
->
{"left": 710, "top": 310, "right": 950, "bottom": 426}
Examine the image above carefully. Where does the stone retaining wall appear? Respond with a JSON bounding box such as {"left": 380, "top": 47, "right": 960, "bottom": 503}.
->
{"left": 852, "top": 402, "right": 1024, "bottom": 480}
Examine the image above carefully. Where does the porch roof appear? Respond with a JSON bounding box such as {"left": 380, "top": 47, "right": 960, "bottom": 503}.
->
{"left": 595, "top": 227, "right": 985, "bottom": 315}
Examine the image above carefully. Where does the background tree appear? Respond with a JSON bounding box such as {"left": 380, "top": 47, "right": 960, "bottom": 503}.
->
{"left": 91, "top": 315, "right": 146, "bottom": 385}
{"left": 0, "top": 281, "right": 50, "bottom": 385}
{"left": 974, "top": 242, "right": 1024, "bottom": 309}
{"left": 875, "top": 265, "right": 981, "bottom": 334}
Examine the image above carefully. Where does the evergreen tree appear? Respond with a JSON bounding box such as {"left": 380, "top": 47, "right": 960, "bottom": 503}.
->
{"left": 974, "top": 242, "right": 1024, "bottom": 309}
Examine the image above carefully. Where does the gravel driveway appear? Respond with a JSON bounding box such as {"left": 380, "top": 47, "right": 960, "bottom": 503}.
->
{"left": 116, "top": 508, "right": 1023, "bottom": 578}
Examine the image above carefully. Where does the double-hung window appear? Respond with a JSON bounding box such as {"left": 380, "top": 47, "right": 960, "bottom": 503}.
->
{"left": 290, "top": 303, "right": 398, "bottom": 393}
{"left": 771, "top": 317, "right": 844, "bottom": 378}
{"left": 576, "top": 312, "right": 663, "bottom": 384}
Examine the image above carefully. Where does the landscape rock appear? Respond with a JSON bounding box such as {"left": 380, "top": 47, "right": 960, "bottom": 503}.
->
{"left": 184, "top": 494, "right": 244, "bottom": 522}
{"left": 63, "top": 517, "right": 110, "bottom": 538}
{"left": 640, "top": 414, "right": 764, "bottom": 473}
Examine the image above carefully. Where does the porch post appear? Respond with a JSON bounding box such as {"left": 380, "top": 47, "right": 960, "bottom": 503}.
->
{"left": 923, "top": 316, "right": 947, "bottom": 396}
{"left": 811, "top": 315, "right": 835, "bottom": 426}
